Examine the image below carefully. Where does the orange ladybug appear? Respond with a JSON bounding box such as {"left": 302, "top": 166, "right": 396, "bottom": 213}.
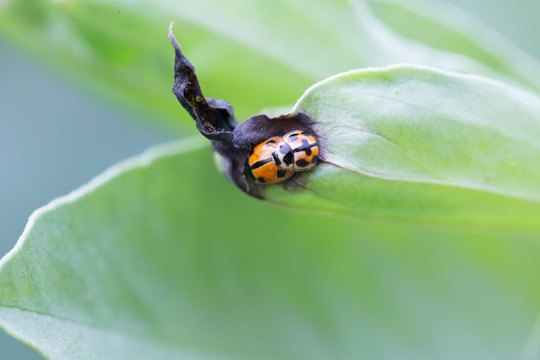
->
{"left": 247, "top": 131, "right": 319, "bottom": 184}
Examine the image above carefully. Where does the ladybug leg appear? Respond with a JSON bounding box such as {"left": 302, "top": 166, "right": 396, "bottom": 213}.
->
{"left": 169, "top": 23, "right": 236, "bottom": 143}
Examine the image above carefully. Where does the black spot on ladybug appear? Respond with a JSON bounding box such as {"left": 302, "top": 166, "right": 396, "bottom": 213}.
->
{"left": 244, "top": 162, "right": 255, "bottom": 180}
{"left": 250, "top": 157, "right": 272, "bottom": 169}
{"left": 283, "top": 151, "right": 293, "bottom": 165}
{"left": 296, "top": 159, "right": 310, "bottom": 168}
{"left": 272, "top": 152, "right": 281, "bottom": 166}
{"left": 294, "top": 139, "right": 312, "bottom": 156}
{"left": 276, "top": 169, "right": 288, "bottom": 178}
{"left": 257, "top": 177, "right": 266, "bottom": 183}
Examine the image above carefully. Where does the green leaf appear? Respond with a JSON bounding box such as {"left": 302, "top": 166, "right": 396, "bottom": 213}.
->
{"left": 264, "top": 66, "right": 540, "bottom": 230}
{"left": 2, "top": 138, "right": 540, "bottom": 360}
{"left": 365, "top": 0, "right": 540, "bottom": 92}
{"left": 0, "top": 0, "right": 313, "bottom": 130}
{"left": 2, "top": 0, "right": 540, "bottom": 132}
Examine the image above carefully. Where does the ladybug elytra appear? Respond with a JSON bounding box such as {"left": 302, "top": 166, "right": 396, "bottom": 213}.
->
{"left": 247, "top": 131, "right": 319, "bottom": 184}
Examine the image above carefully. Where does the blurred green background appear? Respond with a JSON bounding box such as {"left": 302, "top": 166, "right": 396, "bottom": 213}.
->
{"left": 1, "top": 0, "right": 540, "bottom": 358}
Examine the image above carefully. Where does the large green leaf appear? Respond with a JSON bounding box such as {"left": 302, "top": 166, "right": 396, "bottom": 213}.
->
{"left": 262, "top": 66, "right": 540, "bottom": 230}
{"left": 2, "top": 0, "right": 540, "bottom": 132}
{"left": 365, "top": 0, "right": 540, "bottom": 91}
{"left": 1, "top": 138, "right": 540, "bottom": 360}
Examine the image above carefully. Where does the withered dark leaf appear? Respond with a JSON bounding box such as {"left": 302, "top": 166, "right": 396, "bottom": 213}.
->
{"left": 169, "top": 23, "right": 318, "bottom": 197}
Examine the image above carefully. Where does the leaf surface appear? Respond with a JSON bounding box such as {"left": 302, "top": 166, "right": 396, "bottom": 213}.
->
{"left": 366, "top": 0, "right": 540, "bottom": 91}
{"left": 2, "top": 0, "right": 540, "bottom": 131}
{"left": 264, "top": 66, "right": 540, "bottom": 229}
{"left": 1, "top": 139, "right": 540, "bottom": 360}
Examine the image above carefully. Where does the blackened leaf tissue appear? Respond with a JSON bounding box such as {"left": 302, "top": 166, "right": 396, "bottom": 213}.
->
{"left": 169, "top": 23, "right": 318, "bottom": 198}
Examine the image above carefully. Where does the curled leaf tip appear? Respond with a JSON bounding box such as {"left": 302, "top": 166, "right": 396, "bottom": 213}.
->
{"left": 168, "top": 22, "right": 179, "bottom": 51}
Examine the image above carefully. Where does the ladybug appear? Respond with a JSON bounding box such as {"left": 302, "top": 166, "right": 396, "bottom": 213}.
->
{"left": 247, "top": 131, "right": 319, "bottom": 184}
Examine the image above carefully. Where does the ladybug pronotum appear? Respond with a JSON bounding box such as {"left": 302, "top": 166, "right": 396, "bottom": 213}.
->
{"left": 247, "top": 131, "right": 319, "bottom": 184}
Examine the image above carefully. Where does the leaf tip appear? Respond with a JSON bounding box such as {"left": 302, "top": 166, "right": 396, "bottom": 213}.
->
{"left": 168, "top": 21, "right": 180, "bottom": 52}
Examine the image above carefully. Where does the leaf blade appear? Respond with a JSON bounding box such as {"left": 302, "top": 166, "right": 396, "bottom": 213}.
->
{"left": 2, "top": 138, "right": 540, "bottom": 359}
{"left": 2, "top": 0, "right": 540, "bottom": 132}
{"left": 366, "top": 0, "right": 540, "bottom": 92}
{"left": 262, "top": 66, "right": 540, "bottom": 229}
